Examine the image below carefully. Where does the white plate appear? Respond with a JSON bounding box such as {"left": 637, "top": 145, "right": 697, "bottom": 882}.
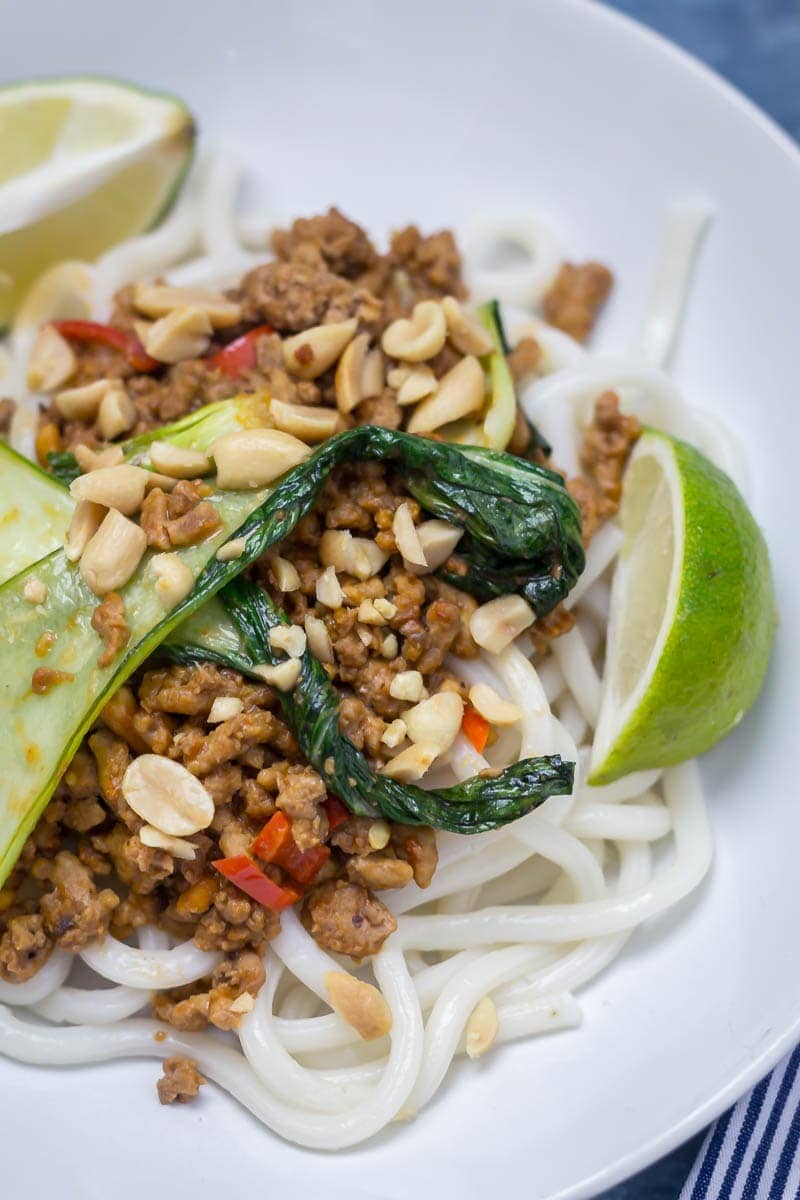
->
{"left": 3, "top": 1, "right": 799, "bottom": 1197}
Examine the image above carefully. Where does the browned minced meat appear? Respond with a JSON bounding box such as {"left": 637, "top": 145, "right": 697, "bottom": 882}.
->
{"left": 271, "top": 207, "right": 378, "bottom": 279}
{"left": 237, "top": 256, "right": 383, "bottom": 335}
{"left": 30, "top": 666, "right": 75, "bottom": 694}
{"left": 157, "top": 1057, "right": 205, "bottom": 1105}
{"left": 564, "top": 392, "right": 640, "bottom": 550}
{"left": 385, "top": 225, "right": 467, "bottom": 306}
{"left": 35, "top": 851, "right": 119, "bottom": 950}
{"left": 542, "top": 262, "right": 613, "bottom": 341}
{"left": 275, "top": 766, "right": 328, "bottom": 850}
{"left": 0, "top": 914, "right": 52, "bottom": 983}
{"left": 15, "top": 209, "right": 621, "bottom": 1014}
{"left": 140, "top": 479, "right": 221, "bottom": 550}
{"left": 346, "top": 855, "right": 414, "bottom": 891}
{"left": 579, "top": 390, "right": 641, "bottom": 508}
{"left": 153, "top": 951, "right": 266, "bottom": 1033}
{"left": 507, "top": 336, "right": 542, "bottom": 383}
{"left": 301, "top": 879, "right": 397, "bottom": 959}
{"left": 91, "top": 592, "right": 130, "bottom": 668}
{"left": 39, "top": 207, "right": 470, "bottom": 453}
{"left": 530, "top": 603, "right": 577, "bottom": 656}
{"left": 0, "top": 397, "right": 15, "bottom": 436}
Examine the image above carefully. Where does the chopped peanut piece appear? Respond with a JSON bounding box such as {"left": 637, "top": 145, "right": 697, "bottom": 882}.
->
{"left": 151, "top": 553, "right": 194, "bottom": 610}
{"left": 213, "top": 429, "right": 311, "bottom": 489}
{"left": 268, "top": 624, "right": 307, "bottom": 658}
{"left": 27, "top": 325, "right": 76, "bottom": 392}
{"left": 79, "top": 510, "right": 147, "bottom": 596}
{"left": 207, "top": 696, "right": 243, "bottom": 723}
{"left": 252, "top": 659, "right": 302, "bottom": 691}
{"left": 23, "top": 577, "right": 47, "bottom": 605}
{"left": 389, "top": 671, "right": 425, "bottom": 702}
{"left": 283, "top": 319, "right": 358, "bottom": 380}
{"left": 470, "top": 595, "right": 535, "bottom": 653}
{"left": 144, "top": 306, "right": 213, "bottom": 363}
{"left": 139, "top": 825, "right": 197, "bottom": 861}
{"left": 216, "top": 538, "right": 246, "bottom": 562}
{"left": 465, "top": 996, "right": 499, "bottom": 1059}
{"left": 122, "top": 755, "right": 214, "bottom": 836}
{"left": 324, "top": 971, "right": 392, "bottom": 1040}
{"left": 149, "top": 442, "right": 211, "bottom": 479}
{"left": 382, "top": 300, "right": 446, "bottom": 362}
{"left": 468, "top": 682, "right": 522, "bottom": 725}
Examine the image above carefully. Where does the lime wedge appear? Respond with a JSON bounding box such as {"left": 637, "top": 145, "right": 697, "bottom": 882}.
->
{"left": 589, "top": 429, "right": 776, "bottom": 784}
{"left": 0, "top": 77, "right": 194, "bottom": 326}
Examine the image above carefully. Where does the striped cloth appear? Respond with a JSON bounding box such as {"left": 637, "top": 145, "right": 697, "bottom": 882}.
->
{"left": 680, "top": 1048, "right": 800, "bottom": 1199}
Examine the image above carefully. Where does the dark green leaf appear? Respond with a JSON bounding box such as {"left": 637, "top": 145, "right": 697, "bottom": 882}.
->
{"left": 196, "top": 577, "right": 575, "bottom": 834}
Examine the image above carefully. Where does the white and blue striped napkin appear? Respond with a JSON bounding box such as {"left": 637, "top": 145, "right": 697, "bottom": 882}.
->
{"left": 680, "top": 1048, "right": 800, "bottom": 1199}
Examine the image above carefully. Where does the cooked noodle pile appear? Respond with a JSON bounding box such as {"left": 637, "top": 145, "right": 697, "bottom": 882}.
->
{"left": 0, "top": 155, "right": 736, "bottom": 1148}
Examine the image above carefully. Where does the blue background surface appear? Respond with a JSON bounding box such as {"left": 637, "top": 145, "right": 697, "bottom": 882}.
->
{"left": 597, "top": 2, "right": 798, "bottom": 1197}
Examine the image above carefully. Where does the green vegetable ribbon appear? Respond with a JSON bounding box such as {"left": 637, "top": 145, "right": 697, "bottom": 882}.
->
{"left": 187, "top": 425, "right": 585, "bottom": 621}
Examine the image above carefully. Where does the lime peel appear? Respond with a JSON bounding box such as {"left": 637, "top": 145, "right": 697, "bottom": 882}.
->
{"left": 589, "top": 428, "right": 776, "bottom": 784}
{"left": 0, "top": 76, "right": 194, "bottom": 326}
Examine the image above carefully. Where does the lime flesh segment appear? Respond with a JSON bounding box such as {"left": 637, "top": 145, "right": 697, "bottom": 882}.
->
{"left": 589, "top": 429, "right": 776, "bottom": 784}
{"left": 0, "top": 77, "right": 194, "bottom": 326}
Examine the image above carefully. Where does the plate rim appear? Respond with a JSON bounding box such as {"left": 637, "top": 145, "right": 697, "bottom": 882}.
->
{"left": 555, "top": 7, "right": 800, "bottom": 1194}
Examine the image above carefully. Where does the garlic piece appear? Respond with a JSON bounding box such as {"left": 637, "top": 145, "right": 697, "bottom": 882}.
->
{"left": 122, "top": 755, "right": 214, "bottom": 836}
